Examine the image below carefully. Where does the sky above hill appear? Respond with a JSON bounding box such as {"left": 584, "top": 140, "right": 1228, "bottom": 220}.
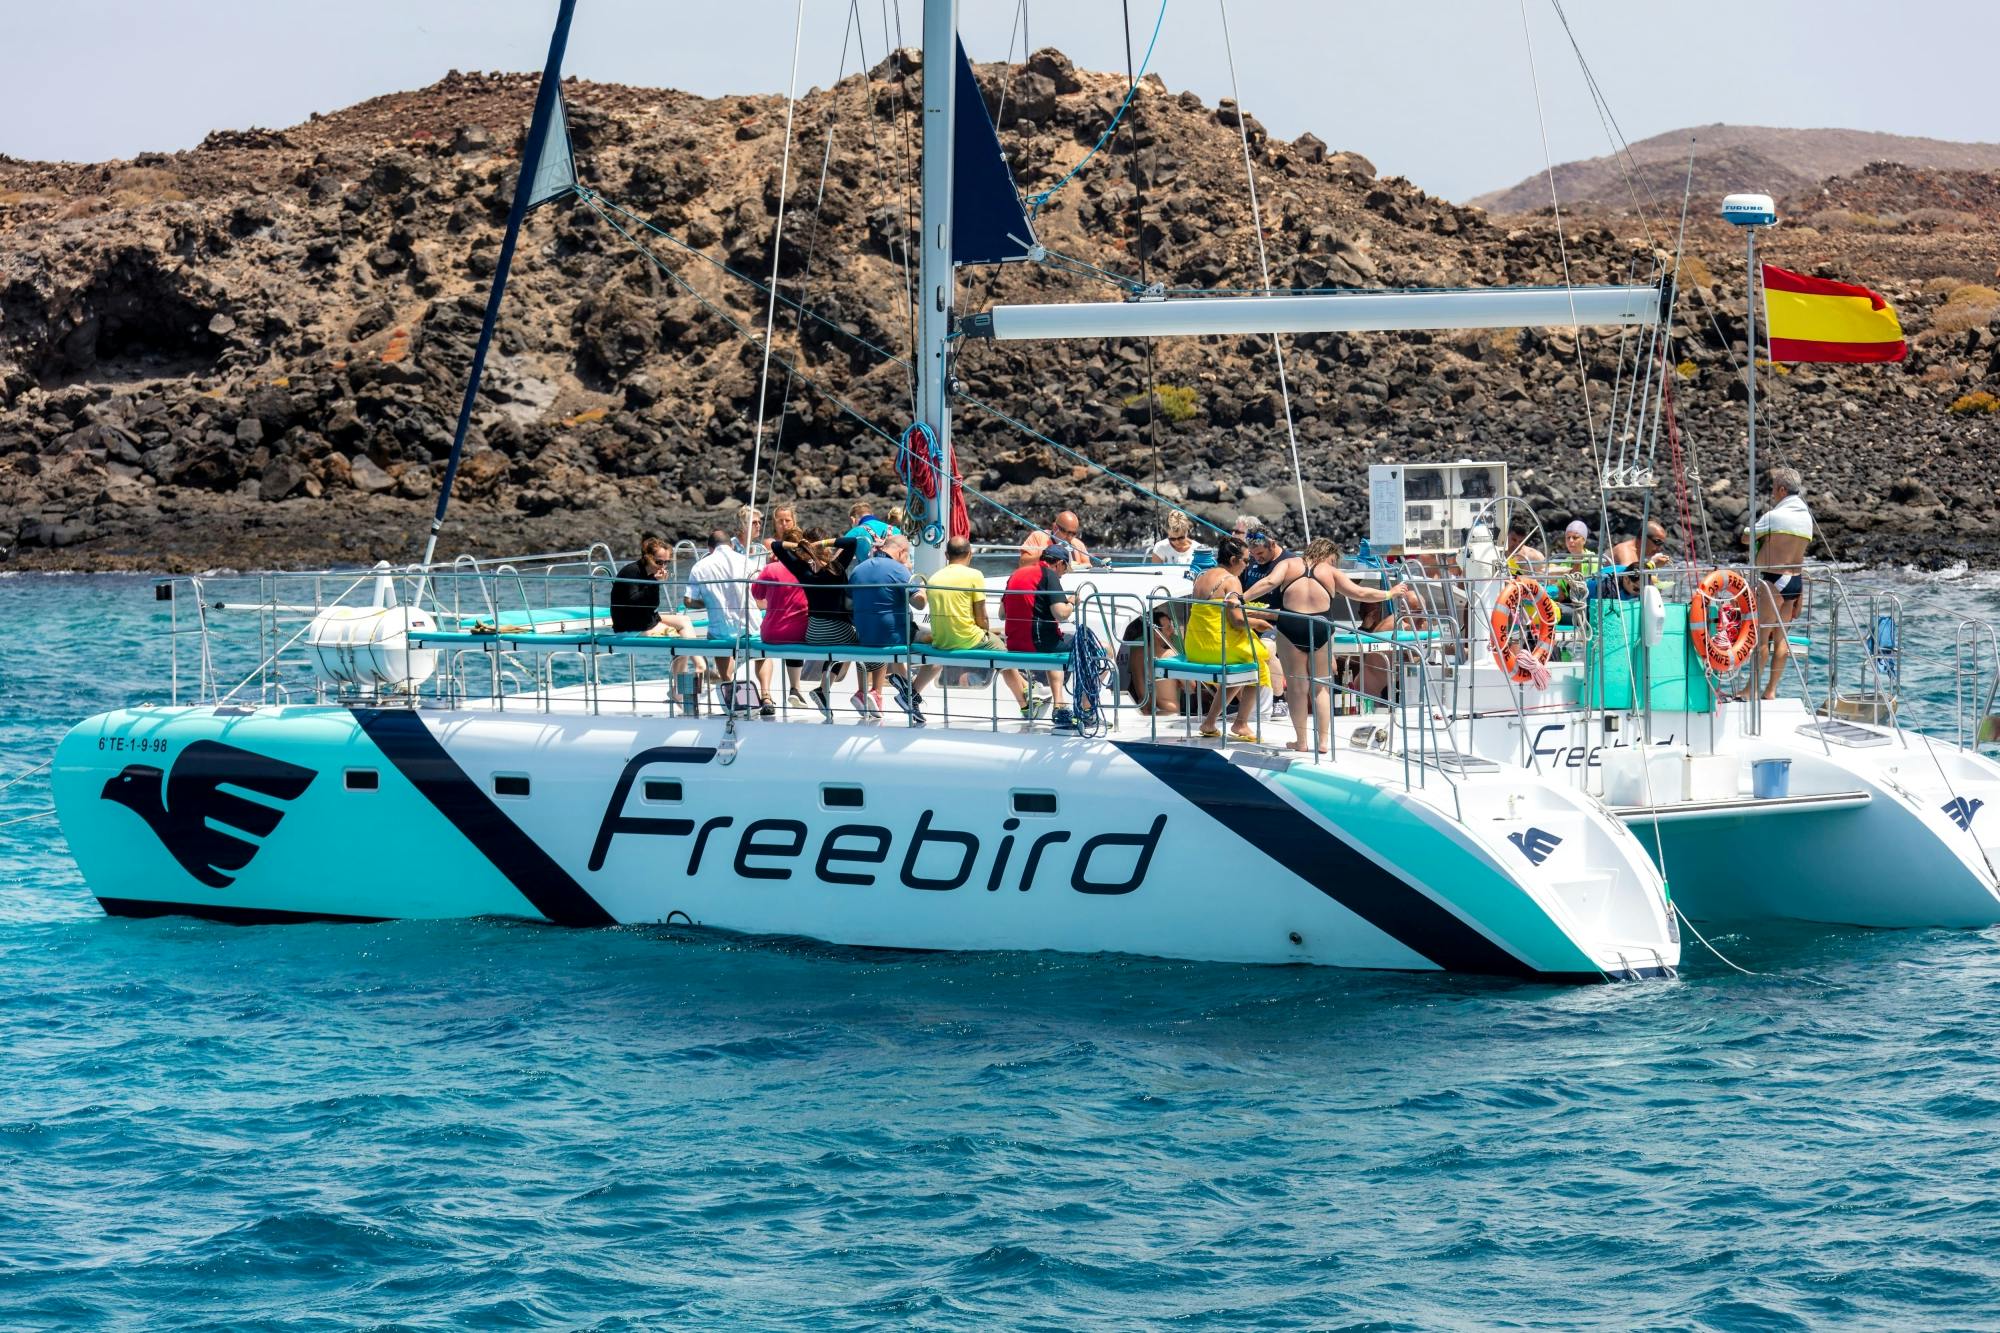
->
{"left": 8, "top": 0, "right": 1995, "bottom": 203}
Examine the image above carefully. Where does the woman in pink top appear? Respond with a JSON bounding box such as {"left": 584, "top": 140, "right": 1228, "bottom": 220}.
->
{"left": 753, "top": 554, "right": 809, "bottom": 704}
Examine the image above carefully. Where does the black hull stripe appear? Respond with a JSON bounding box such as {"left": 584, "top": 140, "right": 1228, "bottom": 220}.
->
{"left": 1111, "top": 742, "right": 1553, "bottom": 979}
{"left": 353, "top": 708, "right": 615, "bottom": 927}
{"left": 100, "top": 897, "right": 387, "bottom": 926}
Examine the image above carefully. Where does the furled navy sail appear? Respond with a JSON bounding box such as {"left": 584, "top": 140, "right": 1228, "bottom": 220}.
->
{"left": 420, "top": 0, "right": 578, "bottom": 571}
{"left": 523, "top": 90, "right": 578, "bottom": 211}
{"left": 950, "top": 40, "right": 1036, "bottom": 266}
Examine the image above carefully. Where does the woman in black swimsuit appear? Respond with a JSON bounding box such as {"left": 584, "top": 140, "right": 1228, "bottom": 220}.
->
{"left": 1245, "top": 539, "right": 1410, "bottom": 753}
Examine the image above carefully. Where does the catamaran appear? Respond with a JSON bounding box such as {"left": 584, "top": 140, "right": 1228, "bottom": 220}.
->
{"left": 48, "top": 0, "right": 1681, "bottom": 980}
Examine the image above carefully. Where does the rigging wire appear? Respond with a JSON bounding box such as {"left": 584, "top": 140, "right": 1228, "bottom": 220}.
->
{"left": 744, "top": 0, "right": 809, "bottom": 540}
{"left": 1217, "top": 0, "right": 1310, "bottom": 543}
{"left": 1121, "top": 0, "right": 1165, "bottom": 513}
{"left": 580, "top": 187, "right": 1221, "bottom": 536}
{"left": 1517, "top": 0, "right": 1606, "bottom": 544}
{"left": 769, "top": 0, "right": 867, "bottom": 464}
{"left": 990, "top": 0, "right": 1031, "bottom": 135}
{"left": 885, "top": 0, "right": 922, "bottom": 418}
{"left": 956, "top": 393, "right": 1231, "bottom": 535}
{"left": 1547, "top": 0, "right": 1656, "bottom": 245}
{"left": 1024, "top": 0, "right": 1166, "bottom": 216}
{"left": 1662, "top": 139, "right": 1714, "bottom": 564}
{"left": 577, "top": 190, "right": 1039, "bottom": 533}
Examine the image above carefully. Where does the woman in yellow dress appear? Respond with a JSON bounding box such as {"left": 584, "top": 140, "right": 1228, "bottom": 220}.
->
{"left": 1186, "top": 535, "right": 1271, "bottom": 741}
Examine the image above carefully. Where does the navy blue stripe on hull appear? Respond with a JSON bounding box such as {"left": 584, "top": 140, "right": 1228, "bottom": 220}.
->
{"left": 99, "top": 897, "right": 387, "bottom": 925}
{"left": 1112, "top": 743, "right": 1553, "bottom": 979}
{"left": 353, "top": 708, "right": 615, "bottom": 927}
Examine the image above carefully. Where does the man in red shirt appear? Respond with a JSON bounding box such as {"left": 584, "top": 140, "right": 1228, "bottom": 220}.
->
{"left": 1003, "top": 544, "right": 1075, "bottom": 730}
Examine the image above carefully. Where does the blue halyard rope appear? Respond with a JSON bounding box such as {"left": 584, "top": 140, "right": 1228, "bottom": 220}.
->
{"left": 1024, "top": 0, "right": 1168, "bottom": 218}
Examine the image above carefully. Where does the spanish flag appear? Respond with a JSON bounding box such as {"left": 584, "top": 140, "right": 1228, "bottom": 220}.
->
{"left": 1762, "top": 264, "right": 1907, "bottom": 364}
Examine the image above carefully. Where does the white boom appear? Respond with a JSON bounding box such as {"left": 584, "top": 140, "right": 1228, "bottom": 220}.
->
{"left": 964, "top": 285, "right": 1662, "bottom": 341}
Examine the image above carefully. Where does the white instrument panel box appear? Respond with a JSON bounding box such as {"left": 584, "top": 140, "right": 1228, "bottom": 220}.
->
{"left": 1367, "top": 461, "right": 1508, "bottom": 554}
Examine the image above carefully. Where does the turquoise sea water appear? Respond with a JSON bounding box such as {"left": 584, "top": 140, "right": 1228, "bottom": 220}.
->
{"left": 5, "top": 569, "right": 2000, "bottom": 1329}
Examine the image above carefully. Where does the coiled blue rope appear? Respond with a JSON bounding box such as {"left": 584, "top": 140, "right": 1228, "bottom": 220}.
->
{"left": 1067, "top": 626, "right": 1113, "bottom": 737}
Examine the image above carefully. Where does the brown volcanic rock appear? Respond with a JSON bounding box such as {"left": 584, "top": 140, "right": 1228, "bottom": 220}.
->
{"left": 1473, "top": 124, "right": 2000, "bottom": 216}
{"left": 0, "top": 63, "right": 1996, "bottom": 571}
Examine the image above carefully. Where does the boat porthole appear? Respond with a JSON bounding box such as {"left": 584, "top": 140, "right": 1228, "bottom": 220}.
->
{"left": 1289, "top": 932, "right": 1303, "bottom": 946}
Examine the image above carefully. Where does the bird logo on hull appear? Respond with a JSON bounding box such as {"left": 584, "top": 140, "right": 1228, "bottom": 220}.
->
{"left": 101, "top": 740, "right": 316, "bottom": 888}
{"left": 1507, "top": 827, "right": 1562, "bottom": 866}
{"left": 1943, "top": 796, "right": 1984, "bottom": 832}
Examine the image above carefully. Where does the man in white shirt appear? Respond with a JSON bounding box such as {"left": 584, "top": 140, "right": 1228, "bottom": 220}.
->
{"left": 1746, "top": 466, "right": 1815, "bottom": 701}
{"left": 686, "top": 511, "right": 773, "bottom": 712}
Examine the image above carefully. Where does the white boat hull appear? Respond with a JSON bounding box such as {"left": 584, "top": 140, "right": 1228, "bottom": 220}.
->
{"left": 53, "top": 704, "right": 1679, "bottom": 981}
{"left": 1453, "top": 699, "right": 2000, "bottom": 927}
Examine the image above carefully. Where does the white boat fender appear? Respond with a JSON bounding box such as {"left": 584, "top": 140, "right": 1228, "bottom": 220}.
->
{"left": 1640, "top": 583, "right": 1666, "bottom": 647}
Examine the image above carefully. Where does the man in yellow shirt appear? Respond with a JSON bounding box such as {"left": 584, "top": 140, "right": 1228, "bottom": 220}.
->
{"left": 906, "top": 537, "right": 1031, "bottom": 720}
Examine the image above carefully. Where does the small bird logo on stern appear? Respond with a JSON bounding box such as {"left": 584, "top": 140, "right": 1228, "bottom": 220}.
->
{"left": 1507, "top": 827, "right": 1563, "bottom": 867}
{"left": 100, "top": 740, "right": 316, "bottom": 888}
{"left": 1943, "top": 796, "right": 1984, "bottom": 832}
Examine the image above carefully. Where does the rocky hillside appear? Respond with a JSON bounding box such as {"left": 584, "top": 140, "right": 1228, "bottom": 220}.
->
{"left": 1473, "top": 124, "right": 2000, "bottom": 216}
{"left": 1, "top": 56, "right": 1997, "bottom": 572}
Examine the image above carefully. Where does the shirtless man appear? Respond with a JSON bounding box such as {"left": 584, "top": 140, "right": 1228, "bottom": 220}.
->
{"left": 1745, "top": 466, "right": 1814, "bottom": 700}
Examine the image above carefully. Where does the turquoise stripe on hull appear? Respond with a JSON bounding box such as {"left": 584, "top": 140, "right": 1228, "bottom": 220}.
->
{"left": 54, "top": 708, "right": 543, "bottom": 922}
{"left": 1275, "top": 766, "right": 1604, "bottom": 977}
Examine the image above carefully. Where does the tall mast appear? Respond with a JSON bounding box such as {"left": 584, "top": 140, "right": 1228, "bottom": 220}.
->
{"left": 1722, "top": 191, "right": 1774, "bottom": 735}
{"left": 913, "top": 0, "right": 960, "bottom": 577}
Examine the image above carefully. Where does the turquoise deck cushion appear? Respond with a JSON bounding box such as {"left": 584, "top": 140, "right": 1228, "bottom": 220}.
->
{"left": 916, "top": 647, "right": 1069, "bottom": 670}
{"left": 1585, "top": 601, "right": 1715, "bottom": 714}
{"left": 1155, "top": 656, "right": 1260, "bottom": 678}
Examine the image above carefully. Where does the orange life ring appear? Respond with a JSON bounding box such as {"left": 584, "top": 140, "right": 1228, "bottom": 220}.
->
{"left": 1489, "top": 577, "right": 1559, "bottom": 683}
{"left": 1689, "top": 568, "right": 1757, "bottom": 672}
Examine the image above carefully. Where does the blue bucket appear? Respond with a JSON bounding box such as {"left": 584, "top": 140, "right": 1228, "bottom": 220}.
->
{"left": 1752, "top": 758, "right": 1792, "bottom": 800}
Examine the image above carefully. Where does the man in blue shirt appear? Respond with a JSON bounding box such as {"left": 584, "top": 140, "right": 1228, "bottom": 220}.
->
{"left": 849, "top": 534, "right": 926, "bottom": 646}
{"left": 848, "top": 533, "right": 929, "bottom": 720}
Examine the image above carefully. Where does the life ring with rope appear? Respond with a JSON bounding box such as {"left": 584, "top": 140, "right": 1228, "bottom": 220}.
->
{"left": 1689, "top": 568, "right": 1758, "bottom": 673}
{"left": 1489, "top": 577, "right": 1559, "bottom": 684}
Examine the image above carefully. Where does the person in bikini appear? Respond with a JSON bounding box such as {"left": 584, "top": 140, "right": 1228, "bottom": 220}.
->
{"left": 1244, "top": 539, "right": 1411, "bottom": 753}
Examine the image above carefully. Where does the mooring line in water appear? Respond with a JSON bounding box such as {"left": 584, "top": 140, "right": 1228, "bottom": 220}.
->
{"left": 1673, "top": 904, "right": 1757, "bottom": 977}
{"left": 0, "top": 758, "right": 52, "bottom": 796}
{"left": 0, "top": 808, "right": 56, "bottom": 829}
